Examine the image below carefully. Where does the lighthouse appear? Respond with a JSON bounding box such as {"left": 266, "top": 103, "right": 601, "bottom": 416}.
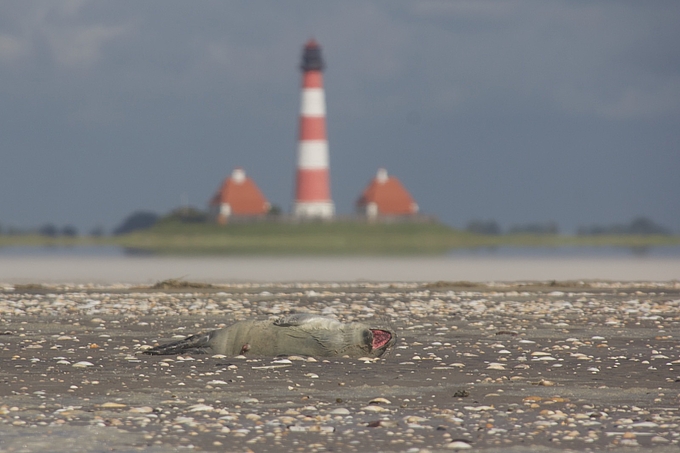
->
{"left": 293, "top": 39, "right": 335, "bottom": 219}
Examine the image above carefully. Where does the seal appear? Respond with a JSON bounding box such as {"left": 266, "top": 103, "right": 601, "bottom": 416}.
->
{"left": 144, "top": 314, "right": 396, "bottom": 358}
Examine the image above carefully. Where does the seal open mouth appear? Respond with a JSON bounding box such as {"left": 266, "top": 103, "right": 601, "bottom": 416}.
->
{"left": 370, "top": 329, "right": 392, "bottom": 350}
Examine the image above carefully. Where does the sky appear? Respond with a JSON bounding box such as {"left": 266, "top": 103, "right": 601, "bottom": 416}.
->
{"left": 0, "top": 1, "right": 679, "bottom": 234}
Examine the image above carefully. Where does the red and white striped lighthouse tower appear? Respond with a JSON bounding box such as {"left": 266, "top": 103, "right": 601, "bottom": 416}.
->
{"left": 293, "top": 39, "right": 335, "bottom": 219}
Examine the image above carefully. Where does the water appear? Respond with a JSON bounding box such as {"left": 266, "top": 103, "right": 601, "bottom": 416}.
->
{"left": 449, "top": 245, "right": 680, "bottom": 258}
{"left": 0, "top": 245, "right": 125, "bottom": 257}
{"left": 0, "top": 250, "right": 678, "bottom": 284}
{"left": 2, "top": 244, "right": 679, "bottom": 258}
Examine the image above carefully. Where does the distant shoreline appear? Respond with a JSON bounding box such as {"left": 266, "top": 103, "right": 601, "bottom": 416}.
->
{"left": 2, "top": 243, "right": 680, "bottom": 259}
{"left": 1, "top": 221, "right": 679, "bottom": 256}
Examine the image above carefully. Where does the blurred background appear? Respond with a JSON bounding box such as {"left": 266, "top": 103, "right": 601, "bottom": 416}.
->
{"left": 0, "top": 1, "right": 679, "bottom": 282}
{"left": 1, "top": 1, "right": 679, "bottom": 232}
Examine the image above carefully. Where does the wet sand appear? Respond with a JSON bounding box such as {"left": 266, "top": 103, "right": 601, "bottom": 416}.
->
{"left": 1, "top": 280, "right": 679, "bottom": 452}
{"left": 1, "top": 255, "right": 679, "bottom": 283}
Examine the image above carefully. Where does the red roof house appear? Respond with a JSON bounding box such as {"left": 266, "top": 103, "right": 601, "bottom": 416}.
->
{"left": 356, "top": 168, "right": 419, "bottom": 219}
{"left": 210, "top": 168, "right": 270, "bottom": 223}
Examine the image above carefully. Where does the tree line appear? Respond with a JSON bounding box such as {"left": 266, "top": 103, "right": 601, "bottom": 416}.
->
{"left": 465, "top": 216, "right": 672, "bottom": 236}
{"left": 0, "top": 213, "right": 674, "bottom": 238}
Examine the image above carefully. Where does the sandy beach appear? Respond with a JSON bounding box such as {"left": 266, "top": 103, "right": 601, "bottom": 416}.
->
{"left": 1, "top": 279, "right": 679, "bottom": 452}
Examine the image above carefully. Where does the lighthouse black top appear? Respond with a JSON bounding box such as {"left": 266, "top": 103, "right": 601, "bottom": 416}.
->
{"left": 300, "top": 39, "right": 324, "bottom": 72}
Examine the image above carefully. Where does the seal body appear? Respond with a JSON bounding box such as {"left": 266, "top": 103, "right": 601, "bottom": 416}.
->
{"left": 145, "top": 314, "right": 395, "bottom": 358}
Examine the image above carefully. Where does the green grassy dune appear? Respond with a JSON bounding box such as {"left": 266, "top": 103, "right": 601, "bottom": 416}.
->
{"left": 118, "top": 221, "right": 469, "bottom": 255}
{"left": 2, "top": 221, "right": 678, "bottom": 255}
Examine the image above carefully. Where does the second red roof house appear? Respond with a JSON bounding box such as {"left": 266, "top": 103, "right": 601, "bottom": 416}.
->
{"left": 356, "top": 168, "right": 419, "bottom": 219}
{"left": 210, "top": 168, "right": 270, "bottom": 224}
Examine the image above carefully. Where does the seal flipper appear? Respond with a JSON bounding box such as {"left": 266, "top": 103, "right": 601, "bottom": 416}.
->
{"left": 143, "top": 331, "right": 214, "bottom": 355}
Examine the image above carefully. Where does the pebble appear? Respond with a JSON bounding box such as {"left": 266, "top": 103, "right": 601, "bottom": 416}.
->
{"left": 101, "top": 402, "right": 126, "bottom": 408}
{"left": 329, "top": 408, "right": 351, "bottom": 415}
{"left": 446, "top": 440, "right": 472, "bottom": 450}
{"left": 362, "top": 405, "right": 390, "bottom": 413}
{"left": 486, "top": 363, "right": 506, "bottom": 370}
{"left": 1, "top": 280, "right": 679, "bottom": 452}
{"left": 129, "top": 406, "right": 154, "bottom": 414}
{"left": 72, "top": 361, "right": 94, "bottom": 368}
